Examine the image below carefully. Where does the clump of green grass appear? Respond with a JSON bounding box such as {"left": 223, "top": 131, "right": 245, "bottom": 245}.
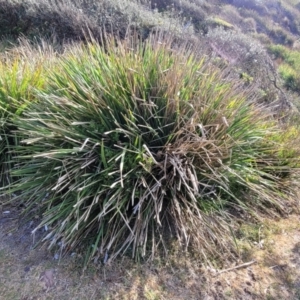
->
{"left": 8, "top": 32, "right": 300, "bottom": 264}
{"left": 278, "top": 63, "right": 300, "bottom": 91}
{"left": 0, "top": 52, "right": 46, "bottom": 186}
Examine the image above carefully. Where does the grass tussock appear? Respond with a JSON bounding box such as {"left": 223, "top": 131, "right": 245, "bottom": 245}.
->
{"left": 3, "top": 32, "right": 300, "bottom": 265}
{"left": 0, "top": 49, "right": 47, "bottom": 186}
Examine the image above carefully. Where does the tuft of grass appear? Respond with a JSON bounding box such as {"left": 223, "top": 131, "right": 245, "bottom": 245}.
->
{"left": 7, "top": 31, "right": 300, "bottom": 264}
{"left": 278, "top": 63, "right": 300, "bottom": 92}
{"left": 0, "top": 52, "right": 46, "bottom": 186}
{"left": 206, "top": 16, "right": 234, "bottom": 30}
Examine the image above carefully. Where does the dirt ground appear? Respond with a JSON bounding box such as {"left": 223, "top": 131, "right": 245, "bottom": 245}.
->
{"left": 0, "top": 201, "right": 300, "bottom": 300}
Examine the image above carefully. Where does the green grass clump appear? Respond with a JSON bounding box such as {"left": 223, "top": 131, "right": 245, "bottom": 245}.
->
{"left": 268, "top": 44, "right": 289, "bottom": 59}
{"left": 8, "top": 32, "right": 300, "bottom": 264}
{"left": 278, "top": 63, "right": 300, "bottom": 91}
{"left": 0, "top": 54, "right": 46, "bottom": 186}
{"left": 267, "top": 44, "right": 300, "bottom": 66}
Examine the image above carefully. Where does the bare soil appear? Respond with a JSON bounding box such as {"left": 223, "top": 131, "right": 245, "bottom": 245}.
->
{"left": 0, "top": 202, "right": 300, "bottom": 300}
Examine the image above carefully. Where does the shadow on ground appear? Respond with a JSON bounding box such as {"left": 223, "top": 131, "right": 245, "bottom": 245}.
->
{"left": 0, "top": 201, "right": 300, "bottom": 300}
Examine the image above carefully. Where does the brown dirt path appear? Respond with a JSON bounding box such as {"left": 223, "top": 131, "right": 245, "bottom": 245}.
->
{"left": 0, "top": 202, "right": 300, "bottom": 300}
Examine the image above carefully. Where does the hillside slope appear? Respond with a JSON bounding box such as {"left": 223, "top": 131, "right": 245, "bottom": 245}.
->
{"left": 1, "top": 0, "right": 299, "bottom": 111}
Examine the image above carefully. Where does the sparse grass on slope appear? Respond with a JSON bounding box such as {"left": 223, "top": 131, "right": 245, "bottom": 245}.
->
{"left": 0, "top": 0, "right": 190, "bottom": 44}
{"left": 268, "top": 44, "right": 300, "bottom": 94}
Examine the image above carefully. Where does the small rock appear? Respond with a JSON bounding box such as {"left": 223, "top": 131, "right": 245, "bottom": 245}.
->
{"left": 40, "top": 269, "right": 55, "bottom": 289}
{"left": 24, "top": 266, "right": 30, "bottom": 273}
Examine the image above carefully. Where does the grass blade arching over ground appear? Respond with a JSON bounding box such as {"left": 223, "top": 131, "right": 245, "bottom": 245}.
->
{"left": 8, "top": 32, "right": 300, "bottom": 264}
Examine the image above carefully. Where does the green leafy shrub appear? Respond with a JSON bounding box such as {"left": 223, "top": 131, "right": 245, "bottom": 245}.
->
{"left": 268, "top": 44, "right": 289, "bottom": 60}
{"left": 8, "top": 32, "right": 300, "bottom": 264}
{"left": 279, "top": 63, "right": 300, "bottom": 92}
{"left": 283, "top": 50, "right": 300, "bottom": 68}
{"left": 268, "top": 44, "right": 300, "bottom": 94}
